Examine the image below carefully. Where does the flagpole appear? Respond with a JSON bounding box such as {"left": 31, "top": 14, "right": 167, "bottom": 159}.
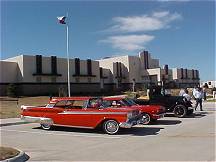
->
{"left": 66, "top": 13, "right": 71, "bottom": 97}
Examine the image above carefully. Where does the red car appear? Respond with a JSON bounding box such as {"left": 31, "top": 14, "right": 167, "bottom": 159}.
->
{"left": 103, "top": 96, "right": 166, "bottom": 124}
{"left": 21, "top": 97, "right": 141, "bottom": 135}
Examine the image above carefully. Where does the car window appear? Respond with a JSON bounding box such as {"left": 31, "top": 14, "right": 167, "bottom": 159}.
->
{"left": 88, "top": 99, "right": 99, "bottom": 108}
{"left": 54, "top": 100, "right": 86, "bottom": 109}
{"left": 102, "top": 100, "right": 112, "bottom": 107}
{"left": 87, "top": 98, "right": 107, "bottom": 108}
{"left": 110, "top": 100, "right": 124, "bottom": 107}
{"left": 54, "top": 100, "right": 67, "bottom": 108}
{"left": 71, "top": 100, "right": 85, "bottom": 109}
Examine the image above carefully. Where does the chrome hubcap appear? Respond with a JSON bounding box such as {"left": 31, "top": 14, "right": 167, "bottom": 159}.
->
{"left": 106, "top": 121, "right": 118, "bottom": 133}
{"left": 141, "top": 114, "right": 150, "bottom": 124}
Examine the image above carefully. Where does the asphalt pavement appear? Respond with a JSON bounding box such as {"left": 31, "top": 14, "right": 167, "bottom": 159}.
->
{"left": 1, "top": 102, "right": 215, "bottom": 161}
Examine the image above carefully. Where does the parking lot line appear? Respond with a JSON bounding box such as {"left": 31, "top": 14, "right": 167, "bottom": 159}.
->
{"left": 0, "top": 128, "right": 122, "bottom": 139}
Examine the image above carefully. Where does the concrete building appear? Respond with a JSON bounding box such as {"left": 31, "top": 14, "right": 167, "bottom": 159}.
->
{"left": 98, "top": 50, "right": 200, "bottom": 90}
{"left": 98, "top": 51, "right": 162, "bottom": 90}
{"left": 0, "top": 51, "right": 200, "bottom": 96}
{"left": 172, "top": 68, "right": 200, "bottom": 88}
{"left": 0, "top": 55, "right": 100, "bottom": 96}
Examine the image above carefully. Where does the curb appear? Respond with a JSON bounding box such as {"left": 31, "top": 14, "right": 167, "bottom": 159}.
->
{"left": 0, "top": 121, "right": 28, "bottom": 127}
{"left": 1, "top": 149, "right": 29, "bottom": 162}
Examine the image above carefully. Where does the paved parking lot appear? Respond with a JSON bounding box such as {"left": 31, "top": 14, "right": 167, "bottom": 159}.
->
{"left": 1, "top": 102, "right": 215, "bottom": 161}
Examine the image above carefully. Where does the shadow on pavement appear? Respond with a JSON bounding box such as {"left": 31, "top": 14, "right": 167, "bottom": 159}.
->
{"left": 118, "top": 127, "right": 164, "bottom": 136}
{"left": 186, "top": 111, "right": 208, "bottom": 118}
{"left": 33, "top": 126, "right": 164, "bottom": 136}
{"left": 165, "top": 112, "right": 207, "bottom": 118}
{"left": 153, "top": 119, "right": 182, "bottom": 125}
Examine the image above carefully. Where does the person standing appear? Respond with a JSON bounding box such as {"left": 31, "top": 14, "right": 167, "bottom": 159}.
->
{"left": 179, "top": 88, "right": 186, "bottom": 96}
{"left": 192, "top": 86, "right": 197, "bottom": 99}
{"left": 202, "top": 86, "right": 207, "bottom": 101}
{"left": 194, "top": 87, "right": 203, "bottom": 111}
{"left": 183, "top": 89, "right": 191, "bottom": 101}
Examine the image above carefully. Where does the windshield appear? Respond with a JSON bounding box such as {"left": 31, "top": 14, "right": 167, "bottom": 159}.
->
{"left": 123, "top": 98, "right": 137, "bottom": 106}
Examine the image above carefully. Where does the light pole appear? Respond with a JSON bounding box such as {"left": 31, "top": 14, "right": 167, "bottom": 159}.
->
{"left": 57, "top": 13, "right": 70, "bottom": 97}
{"left": 66, "top": 13, "right": 71, "bottom": 97}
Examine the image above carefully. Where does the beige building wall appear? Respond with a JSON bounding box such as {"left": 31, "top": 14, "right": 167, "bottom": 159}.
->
{"left": 7, "top": 55, "right": 100, "bottom": 83}
{"left": 100, "top": 68, "right": 112, "bottom": 84}
{"left": 172, "top": 68, "right": 200, "bottom": 86}
{"left": 128, "top": 56, "right": 141, "bottom": 83}
{"left": 147, "top": 68, "right": 161, "bottom": 82}
{"left": 99, "top": 52, "right": 163, "bottom": 85}
{"left": 0, "top": 61, "right": 19, "bottom": 83}
{"left": 98, "top": 53, "right": 160, "bottom": 84}
{"left": 1, "top": 52, "right": 201, "bottom": 95}
{"left": 98, "top": 55, "right": 130, "bottom": 83}
{"left": 138, "top": 52, "right": 160, "bottom": 69}
{"left": 5, "top": 55, "right": 24, "bottom": 82}
{"left": 1, "top": 55, "right": 101, "bottom": 95}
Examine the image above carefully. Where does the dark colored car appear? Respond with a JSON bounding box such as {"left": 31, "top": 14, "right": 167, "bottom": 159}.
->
{"left": 134, "top": 86, "right": 194, "bottom": 118}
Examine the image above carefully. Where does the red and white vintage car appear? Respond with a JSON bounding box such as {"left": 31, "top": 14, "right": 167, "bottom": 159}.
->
{"left": 103, "top": 96, "right": 166, "bottom": 124}
{"left": 21, "top": 97, "right": 142, "bottom": 134}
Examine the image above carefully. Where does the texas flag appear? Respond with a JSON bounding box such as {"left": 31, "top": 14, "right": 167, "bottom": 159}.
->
{"left": 57, "top": 16, "right": 66, "bottom": 24}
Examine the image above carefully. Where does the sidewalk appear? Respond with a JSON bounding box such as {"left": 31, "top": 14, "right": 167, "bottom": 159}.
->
{"left": 0, "top": 118, "right": 27, "bottom": 127}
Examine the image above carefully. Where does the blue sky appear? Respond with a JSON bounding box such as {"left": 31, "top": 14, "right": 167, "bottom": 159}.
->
{"left": 1, "top": 0, "right": 215, "bottom": 81}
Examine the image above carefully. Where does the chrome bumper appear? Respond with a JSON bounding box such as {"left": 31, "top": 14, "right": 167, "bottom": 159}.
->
{"left": 152, "top": 113, "right": 165, "bottom": 118}
{"left": 119, "top": 117, "right": 141, "bottom": 128}
{"left": 21, "top": 115, "right": 53, "bottom": 125}
{"left": 119, "top": 121, "right": 136, "bottom": 128}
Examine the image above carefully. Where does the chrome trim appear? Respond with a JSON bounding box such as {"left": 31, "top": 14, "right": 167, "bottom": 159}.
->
{"left": 21, "top": 116, "right": 53, "bottom": 125}
{"left": 21, "top": 105, "right": 36, "bottom": 110}
{"left": 153, "top": 113, "right": 165, "bottom": 118}
{"left": 58, "top": 111, "right": 127, "bottom": 115}
{"left": 53, "top": 124, "right": 94, "bottom": 129}
{"left": 119, "top": 120, "right": 138, "bottom": 128}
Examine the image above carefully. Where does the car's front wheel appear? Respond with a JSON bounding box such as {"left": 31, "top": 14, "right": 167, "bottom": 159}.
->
{"left": 141, "top": 113, "right": 151, "bottom": 124}
{"left": 173, "top": 105, "right": 187, "bottom": 118}
{"left": 41, "top": 123, "right": 52, "bottom": 130}
{"left": 103, "top": 120, "right": 119, "bottom": 135}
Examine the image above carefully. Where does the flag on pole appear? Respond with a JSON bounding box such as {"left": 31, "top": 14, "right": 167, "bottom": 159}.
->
{"left": 57, "top": 16, "right": 66, "bottom": 24}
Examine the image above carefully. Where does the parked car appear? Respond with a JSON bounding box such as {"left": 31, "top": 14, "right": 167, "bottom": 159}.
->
{"left": 103, "top": 96, "right": 166, "bottom": 125}
{"left": 134, "top": 86, "right": 194, "bottom": 118}
{"left": 21, "top": 97, "right": 142, "bottom": 135}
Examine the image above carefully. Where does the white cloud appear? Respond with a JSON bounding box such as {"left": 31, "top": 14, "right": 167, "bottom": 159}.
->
{"left": 107, "top": 11, "right": 182, "bottom": 33}
{"left": 100, "top": 34, "right": 155, "bottom": 51}
{"left": 100, "top": 10, "right": 182, "bottom": 52}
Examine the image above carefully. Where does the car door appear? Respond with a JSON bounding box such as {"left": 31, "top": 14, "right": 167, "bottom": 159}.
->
{"left": 83, "top": 98, "right": 104, "bottom": 128}
{"left": 53, "top": 99, "right": 96, "bottom": 128}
